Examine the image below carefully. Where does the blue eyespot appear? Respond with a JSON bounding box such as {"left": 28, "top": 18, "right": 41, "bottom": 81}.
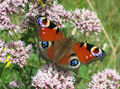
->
{"left": 97, "top": 51, "right": 103, "bottom": 59}
{"left": 36, "top": 17, "right": 47, "bottom": 27}
{"left": 69, "top": 59, "right": 78, "bottom": 66}
{"left": 41, "top": 41, "right": 48, "bottom": 50}
{"left": 36, "top": 17, "right": 42, "bottom": 25}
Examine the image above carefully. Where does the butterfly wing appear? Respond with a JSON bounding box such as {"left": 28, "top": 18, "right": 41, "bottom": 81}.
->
{"left": 73, "top": 42, "right": 106, "bottom": 64}
{"left": 35, "top": 16, "right": 63, "bottom": 61}
{"left": 54, "top": 41, "right": 106, "bottom": 70}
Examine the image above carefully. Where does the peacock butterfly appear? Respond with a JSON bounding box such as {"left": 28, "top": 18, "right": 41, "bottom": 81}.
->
{"left": 34, "top": 16, "right": 106, "bottom": 70}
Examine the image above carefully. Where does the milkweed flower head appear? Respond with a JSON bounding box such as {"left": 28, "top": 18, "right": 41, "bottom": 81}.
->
{"left": 0, "top": 0, "right": 28, "bottom": 35}
{"left": 32, "top": 64, "right": 75, "bottom": 89}
{"left": 88, "top": 69, "right": 120, "bottom": 89}
{"left": 71, "top": 8, "right": 101, "bottom": 36}
{"left": 0, "top": 40, "right": 32, "bottom": 67}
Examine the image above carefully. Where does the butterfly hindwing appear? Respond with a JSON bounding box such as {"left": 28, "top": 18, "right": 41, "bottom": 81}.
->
{"left": 54, "top": 41, "right": 106, "bottom": 70}
{"left": 73, "top": 42, "right": 106, "bottom": 64}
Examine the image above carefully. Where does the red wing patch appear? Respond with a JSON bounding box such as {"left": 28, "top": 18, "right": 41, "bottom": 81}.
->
{"left": 73, "top": 43, "right": 94, "bottom": 64}
{"left": 39, "top": 27, "right": 63, "bottom": 41}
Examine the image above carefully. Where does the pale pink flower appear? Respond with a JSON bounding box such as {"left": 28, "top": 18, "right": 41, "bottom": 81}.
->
{"left": 32, "top": 64, "right": 75, "bottom": 89}
{"left": 25, "top": 1, "right": 72, "bottom": 28}
{"left": 26, "top": 2, "right": 39, "bottom": 17}
{"left": 88, "top": 69, "right": 120, "bottom": 89}
{"left": 71, "top": 8, "right": 101, "bottom": 36}
{"left": 9, "top": 80, "right": 22, "bottom": 89}
{"left": 40, "top": 3, "right": 72, "bottom": 28}
{"left": 0, "top": 0, "right": 28, "bottom": 35}
{"left": 3, "top": 40, "right": 32, "bottom": 67}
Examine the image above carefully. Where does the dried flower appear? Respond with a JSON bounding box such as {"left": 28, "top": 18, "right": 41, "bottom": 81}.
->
{"left": 88, "top": 69, "right": 120, "bottom": 89}
{"left": 32, "top": 64, "right": 75, "bottom": 89}
{"left": 71, "top": 8, "right": 101, "bottom": 36}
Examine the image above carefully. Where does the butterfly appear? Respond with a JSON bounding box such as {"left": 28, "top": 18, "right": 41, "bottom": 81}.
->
{"left": 35, "top": 16, "right": 106, "bottom": 70}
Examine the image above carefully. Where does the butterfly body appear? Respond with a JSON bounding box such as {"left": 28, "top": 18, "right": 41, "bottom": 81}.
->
{"left": 35, "top": 16, "right": 106, "bottom": 70}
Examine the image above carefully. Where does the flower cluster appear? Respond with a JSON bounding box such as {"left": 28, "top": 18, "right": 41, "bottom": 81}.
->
{"left": 0, "top": 0, "right": 28, "bottom": 35}
{"left": 26, "top": 2, "right": 39, "bottom": 17}
{"left": 71, "top": 8, "right": 101, "bottom": 36}
{"left": 26, "top": 2, "right": 101, "bottom": 35}
{"left": 32, "top": 64, "right": 75, "bottom": 89}
{"left": 40, "top": 3, "right": 72, "bottom": 28}
{"left": 4, "top": 41, "right": 32, "bottom": 67}
{"left": 26, "top": 1, "right": 72, "bottom": 28}
{"left": 88, "top": 69, "right": 120, "bottom": 89}
{"left": 0, "top": 40, "right": 32, "bottom": 67}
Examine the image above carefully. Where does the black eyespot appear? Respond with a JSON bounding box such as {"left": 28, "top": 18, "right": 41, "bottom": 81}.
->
{"left": 41, "top": 41, "right": 48, "bottom": 50}
{"left": 69, "top": 59, "right": 78, "bottom": 66}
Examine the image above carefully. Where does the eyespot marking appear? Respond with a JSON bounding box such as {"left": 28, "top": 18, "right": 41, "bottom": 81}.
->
{"left": 91, "top": 46, "right": 104, "bottom": 59}
{"left": 39, "top": 41, "right": 54, "bottom": 50}
{"left": 41, "top": 41, "right": 48, "bottom": 50}
{"left": 69, "top": 59, "right": 78, "bottom": 66}
{"left": 36, "top": 17, "right": 48, "bottom": 27}
{"left": 69, "top": 54, "right": 81, "bottom": 69}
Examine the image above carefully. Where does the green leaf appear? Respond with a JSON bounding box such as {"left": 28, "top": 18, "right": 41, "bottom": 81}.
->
{"left": 1, "top": 68, "right": 12, "bottom": 83}
{"left": 79, "top": 65, "right": 90, "bottom": 80}
{"left": 0, "top": 63, "right": 5, "bottom": 78}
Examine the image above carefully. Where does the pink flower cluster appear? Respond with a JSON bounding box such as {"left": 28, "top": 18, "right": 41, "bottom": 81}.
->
{"left": 32, "top": 64, "right": 75, "bottom": 89}
{"left": 0, "top": 0, "right": 28, "bottom": 35}
{"left": 26, "top": 2, "right": 39, "bottom": 17}
{"left": 88, "top": 69, "right": 120, "bottom": 89}
{"left": 40, "top": 4, "right": 72, "bottom": 28}
{"left": 71, "top": 8, "right": 101, "bottom": 36}
{"left": 26, "top": 2, "right": 102, "bottom": 35}
{"left": 26, "top": 1, "right": 72, "bottom": 28}
{"left": 0, "top": 40, "right": 32, "bottom": 67}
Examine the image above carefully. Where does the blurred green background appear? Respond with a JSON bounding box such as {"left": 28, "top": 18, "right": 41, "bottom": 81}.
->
{"left": 61, "top": 0, "right": 120, "bottom": 88}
